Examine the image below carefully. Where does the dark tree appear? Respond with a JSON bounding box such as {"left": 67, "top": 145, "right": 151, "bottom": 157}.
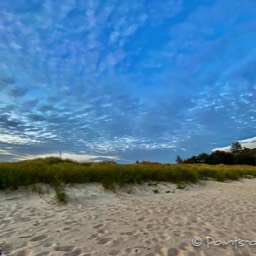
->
{"left": 211, "top": 151, "right": 235, "bottom": 165}
{"left": 197, "top": 153, "right": 210, "bottom": 163}
{"left": 183, "top": 155, "right": 198, "bottom": 163}
{"left": 235, "top": 148, "right": 256, "bottom": 165}
{"left": 230, "top": 142, "right": 242, "bottom": 154}
{"left": 175, "top": 155, "right": 183, "bottom": 163}
{"left": 181, "top": 142, "right": 256, "bottom": 166}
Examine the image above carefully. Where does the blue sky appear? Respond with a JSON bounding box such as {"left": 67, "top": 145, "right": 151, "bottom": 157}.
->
{"left": 0, "top": 0, "right": 255, "bottom": 163}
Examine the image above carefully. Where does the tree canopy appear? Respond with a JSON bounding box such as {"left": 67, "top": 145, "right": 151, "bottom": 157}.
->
{"left": 178, "top": 142, "right": 256, "bottom": 166}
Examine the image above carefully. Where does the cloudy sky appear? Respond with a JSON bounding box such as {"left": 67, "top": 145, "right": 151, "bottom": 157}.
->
{"left": 0, "top": 0, "right": 255, "bottom": 163}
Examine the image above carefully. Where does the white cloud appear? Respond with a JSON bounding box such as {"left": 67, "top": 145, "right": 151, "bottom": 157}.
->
{"left": 0, "top": 134, "right": 38, "bottom": 144}
{"left": 99, "top": 50, "right": 125, "bottom": 71}
{"left": 123, "top": 24, "right": 139, "bottom": 36}
{"left": 109, "top": 30, "right": 120, "bottom": 44}
{"left": 212, "top": 136, "right": 256, "bottom": 152}
{"left": 16, "top": 152, "right": 119, "bottom": 162}
{"left": 0, "top": 149, "right": 14, "bottom": 155}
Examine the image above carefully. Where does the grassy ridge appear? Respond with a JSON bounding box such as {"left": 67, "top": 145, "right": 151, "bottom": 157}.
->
{"left": 1, "top": 157, "right": 256, "bottom": 191}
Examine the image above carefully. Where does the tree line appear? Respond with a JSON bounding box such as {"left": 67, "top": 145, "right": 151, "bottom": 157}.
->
{"left": 176, "top": 142, "right": 256, "bottom": 166}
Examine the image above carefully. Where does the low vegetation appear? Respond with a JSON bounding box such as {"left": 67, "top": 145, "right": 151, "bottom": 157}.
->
{"left": 53, "top": 183, "right": 67, "bottom": 203}
{"left": 0, "top": 157, "right": 256, "bottom": 195}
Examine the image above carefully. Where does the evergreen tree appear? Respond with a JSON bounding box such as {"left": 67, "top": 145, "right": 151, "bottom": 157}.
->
{"left": 175, "top": 155, "right": 183, "bottom": 163}
{"left": 230, "top": 142, "right": 242, "bottom": 154}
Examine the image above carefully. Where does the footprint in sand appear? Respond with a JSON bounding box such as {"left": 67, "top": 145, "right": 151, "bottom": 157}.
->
{"left": 42, "top": 242, "right": 55, "bottom": 248}
{"left": 30, "top": 235, "right": 47, "bottom": 242}
{"left": 124, "top": 247, "right": 142, "bottom": 254}
{"left": 92, "top": 224, "right": 104, "bottom": 229}
{"left": 62, "top": 248, "right": 81, "bottom": 256}
{"left": 35, "top": 252, "right": 50, "bottom": 256}
{"left": 157, "top": 246, "right": 181, "bottom": 256}
{"left": 2, "top": 230, "right": 16, "bottom": 237}
{"left": 0, "top": 243, "right": 12, "bottom": 255}
{"left": 96, "top": 237, "right": 113, "bottom": 245}
{"left": 120, "top": 230, "right": 138, "bottom": 237}
{"left": 54, "top": 245, "right": 74, "bottom": 251}
{"left": 10, "top": 249, "right": 32, "bottom": 256}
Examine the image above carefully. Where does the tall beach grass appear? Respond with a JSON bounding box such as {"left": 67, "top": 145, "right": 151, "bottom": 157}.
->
{"left": 1, "top": 157, "right": 256, "bottom": 191}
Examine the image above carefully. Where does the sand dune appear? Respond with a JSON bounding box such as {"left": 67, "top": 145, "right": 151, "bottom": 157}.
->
{"left": 1, "top": 179, "right": 256, "bottom": 256}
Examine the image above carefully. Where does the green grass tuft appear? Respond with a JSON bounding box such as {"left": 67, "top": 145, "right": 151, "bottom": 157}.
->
{"left": 52, "top": 182, "right": 67, "bottom": 203}
{"left": 176, "top": 182, "right": 186, "bottom": 189}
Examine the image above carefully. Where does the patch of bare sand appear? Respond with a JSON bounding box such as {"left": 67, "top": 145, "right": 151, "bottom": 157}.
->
{"left": 0, "top": 179, "right": 256, "bottom": 256}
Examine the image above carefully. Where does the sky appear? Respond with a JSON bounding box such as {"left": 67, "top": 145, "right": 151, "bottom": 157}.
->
{"left": 0, "top": 0, "right": 255, "bottom": 163}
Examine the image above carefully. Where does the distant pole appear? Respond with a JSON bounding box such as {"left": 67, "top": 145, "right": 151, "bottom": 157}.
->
{"left": 59, "top": 150, "right": 62, "bottom": 159}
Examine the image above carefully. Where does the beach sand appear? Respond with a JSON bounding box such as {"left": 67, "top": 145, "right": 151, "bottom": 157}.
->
{"left": 0, "top": 179, "right": 256, "bottom": 256}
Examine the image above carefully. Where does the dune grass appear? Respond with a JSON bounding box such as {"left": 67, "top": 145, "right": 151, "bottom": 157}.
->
{"left": 1, "top": 157, "right": 256, "bottom": 192}
{"left": 1, "top": 157, "right": 256, "bottom": 203}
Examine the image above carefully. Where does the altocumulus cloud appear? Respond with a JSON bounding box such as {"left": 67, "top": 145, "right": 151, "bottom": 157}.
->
{"left": 0, "top": 0, "right": 255, "bottom": 162}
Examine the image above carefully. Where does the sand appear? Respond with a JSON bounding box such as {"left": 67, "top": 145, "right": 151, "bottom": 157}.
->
{"left": 0, "top": 179, "right": 256, "bottom": 256}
